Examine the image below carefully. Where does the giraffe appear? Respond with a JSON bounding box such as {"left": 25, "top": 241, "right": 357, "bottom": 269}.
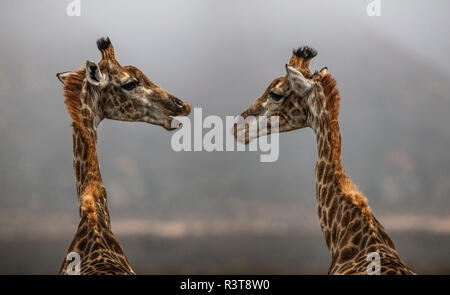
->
{"left": 56, "top": 37, "right": 191, "bottom": 275}
{"left": 233, "top": 46, "right": 415, "bottom": 275}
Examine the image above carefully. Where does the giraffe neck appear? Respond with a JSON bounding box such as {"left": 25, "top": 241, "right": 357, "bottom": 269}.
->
{"left": 304, "top": 74, "right": 411, "bottom": 274}
{"left": 65, "top": 71, "right": 110, "bottom": 230}
{"left": 313, "top": 116, "right": 343, "bottom": 255}
{"left": 72, "top": 101, "right": 101, "bottom": 196}
{"left": 310, "top": 110, "right": 381, "bottom": 266}
{"left": 71, "top": 119, "right": 111, "bottom": 229}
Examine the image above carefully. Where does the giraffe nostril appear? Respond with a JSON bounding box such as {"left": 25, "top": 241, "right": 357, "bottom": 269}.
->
{"left": 173, "top": 97, "right": 184, "bottom": 107}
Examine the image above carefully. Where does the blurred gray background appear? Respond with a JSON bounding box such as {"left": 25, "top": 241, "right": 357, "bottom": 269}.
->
{"left": 0, "top": 0, "right": 449, "bottom": 274}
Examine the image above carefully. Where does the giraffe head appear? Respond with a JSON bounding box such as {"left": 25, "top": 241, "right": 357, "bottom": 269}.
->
{"left": 57, "top": 37, "right": 191, "bottom": 130}
{"left": 234, "top": 46, "right": 329, "bottom": 144}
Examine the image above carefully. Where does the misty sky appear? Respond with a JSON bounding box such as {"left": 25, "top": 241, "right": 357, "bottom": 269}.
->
{"left": 0, "top": 0, "right": 449, "bottom": 274}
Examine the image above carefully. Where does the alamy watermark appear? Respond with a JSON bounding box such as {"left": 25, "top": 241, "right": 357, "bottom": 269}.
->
{"left": 366, "top": 252, "right": 381, "bottom": 275}
{"left": 366, "top": 0, "right": 381, "bottom": 17}
{"left": 170, "top": 108, "right": 280, "bottom": 163}
{"left": 66, "top": 251, "right": 81, "bottom": 275}
{"left": 66, "top": 0, "right": 81, "bottom": 17}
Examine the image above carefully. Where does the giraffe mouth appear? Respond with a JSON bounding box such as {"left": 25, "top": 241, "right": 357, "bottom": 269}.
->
{"left": 168, "top": 116, "right": 183, "bottom": 129}
{"left": 164, "top": 102, "right": 191, "bottom": 131}
{"left": 160, "top": 116, "right": 182, "bottom": 131}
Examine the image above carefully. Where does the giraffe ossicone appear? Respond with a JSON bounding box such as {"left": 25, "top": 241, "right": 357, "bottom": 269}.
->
{"left": 233, "top": 46, "right": 415, "bottom": 275}
{"left": 57, "top": 37, "right": 191, "bottom": 275}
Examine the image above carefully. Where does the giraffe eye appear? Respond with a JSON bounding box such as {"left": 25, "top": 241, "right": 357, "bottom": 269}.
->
{"left": 122, "top": 81, "right": 138, "bottom": 91}
{"left": 270, "top": 91, "right": 283, "bottom": 102}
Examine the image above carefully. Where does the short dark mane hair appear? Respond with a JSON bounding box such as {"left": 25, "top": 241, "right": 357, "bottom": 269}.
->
{"left": 96, "top": 37, "right": 112, "bottom": 51}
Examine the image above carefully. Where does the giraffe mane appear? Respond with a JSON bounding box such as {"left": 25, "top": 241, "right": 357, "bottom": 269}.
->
{"left": 321, "top": 73, "right": 376, "bottom": 234}
{"left": 63, "top": 67, "right": 85, "bottom": 124}
{"left": 63, "top": 68, "right": 103, "bottom": 233}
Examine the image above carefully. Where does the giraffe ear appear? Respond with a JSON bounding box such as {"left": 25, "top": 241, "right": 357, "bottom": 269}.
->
{"left": 285, "top": 65, "right": 314, "bottom": 96}
{"left": 86, "top": 60, "right": 105, "bottom": 86}
{"left": 56, "top": 71, "right": 74, "bottom": 85}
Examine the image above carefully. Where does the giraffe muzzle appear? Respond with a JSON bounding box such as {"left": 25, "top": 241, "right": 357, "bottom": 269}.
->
{"left": 170, "top": 95, "right": 191, "bottom": 116}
